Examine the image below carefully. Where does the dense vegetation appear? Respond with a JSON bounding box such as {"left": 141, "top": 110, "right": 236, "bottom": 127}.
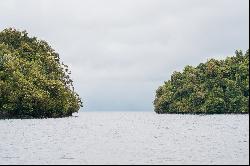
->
{"left": 0, "top": 28, "right": 83, "bottom": 119}
{"left": 154, "top": 50, "right": 249, "bottom": 114}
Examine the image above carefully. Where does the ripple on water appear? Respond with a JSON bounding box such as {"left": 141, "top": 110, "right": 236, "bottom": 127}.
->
{"left": 0, "top": 112, "right": 249, "bottom": 165}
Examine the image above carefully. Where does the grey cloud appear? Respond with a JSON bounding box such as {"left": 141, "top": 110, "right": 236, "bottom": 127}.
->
{"left": 0, "top": 0, "right": 249, "bottom": 111}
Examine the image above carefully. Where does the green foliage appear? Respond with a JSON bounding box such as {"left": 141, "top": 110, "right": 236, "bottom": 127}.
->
{"left": 154, "top": 50, "right": 249, "bottom": 114}
{"left": 0, "top": 28, "right": 83, "bottom": 119}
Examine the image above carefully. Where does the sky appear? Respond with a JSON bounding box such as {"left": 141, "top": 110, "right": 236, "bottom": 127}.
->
{"left": 0, "top": 0, "right": 249, "bottom": 112}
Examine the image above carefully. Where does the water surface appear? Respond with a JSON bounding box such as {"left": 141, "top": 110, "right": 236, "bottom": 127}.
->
{"left": 0, "top": 112, "right": 249, "bottom": 165}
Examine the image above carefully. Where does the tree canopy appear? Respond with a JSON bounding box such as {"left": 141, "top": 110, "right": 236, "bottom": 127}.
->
{"left": 154, "top": 50, "right": 249, "bottom": 114}
{"left": 0, "top": 28, "right": 83, "bottom": 119}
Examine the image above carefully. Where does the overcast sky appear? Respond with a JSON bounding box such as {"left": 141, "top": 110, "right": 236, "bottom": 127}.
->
{"left": 0, "top": 0, "right": 249, "bottom": 111}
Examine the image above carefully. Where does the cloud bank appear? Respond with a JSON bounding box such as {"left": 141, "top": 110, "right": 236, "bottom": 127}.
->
{"left": 0, "top": 0, "right": 249, "bottom": 111}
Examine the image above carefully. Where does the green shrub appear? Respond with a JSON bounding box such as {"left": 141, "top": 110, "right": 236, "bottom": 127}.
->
{"left": 154, "top": 50, "right": 249, "bottom": 114}
{"left": 0, "top": 28, "right": 83, "bottom": 119}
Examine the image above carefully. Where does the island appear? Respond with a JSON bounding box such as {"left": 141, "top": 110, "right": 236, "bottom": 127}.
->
{"left": 154, "top": 50, "right": 249, "bottom": 114}
{"left": 0, "top": 28, "right": 83, "bottom": 119}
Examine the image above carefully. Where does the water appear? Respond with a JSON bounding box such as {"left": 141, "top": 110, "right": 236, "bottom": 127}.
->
{"left": 0, "top": 112, "right": 249, "bottom": 165}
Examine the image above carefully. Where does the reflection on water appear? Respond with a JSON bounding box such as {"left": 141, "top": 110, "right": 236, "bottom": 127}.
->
{"left": 0, "top": 112, "right": 249, "bottom": 165}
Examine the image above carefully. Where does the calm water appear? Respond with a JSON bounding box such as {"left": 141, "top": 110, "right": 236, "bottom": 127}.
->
{"left": 0, "top": 112, "right": 249, "bottom": 165}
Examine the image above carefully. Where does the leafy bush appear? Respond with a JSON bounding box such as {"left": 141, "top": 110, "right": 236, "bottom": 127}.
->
{"left": 0, "top": 28, "right": 83, "bottom": 119}
{"left": 154, "top": 50, "right": 249, "bottom": 114}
